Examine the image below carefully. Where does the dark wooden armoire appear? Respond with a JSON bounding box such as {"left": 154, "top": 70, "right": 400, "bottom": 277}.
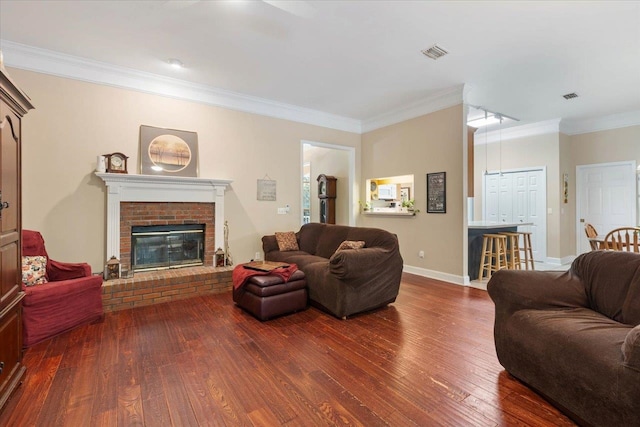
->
{"left": 0, "top": 66, "right": 34, "bottom": 410}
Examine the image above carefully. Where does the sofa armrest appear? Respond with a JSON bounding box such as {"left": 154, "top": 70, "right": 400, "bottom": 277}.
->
{"left": 329, "top": 247, "right": 399, "bottom": 280}
{"left": 487, "top": 269, "right": 588, "bottom": 314}
{"left": 48, "top": 259, "right": 92, "bottom": 281}
{"left": 623, "top": 325, "right": 640, "bottom": 371}
{"left": 262, "top": 235, "right": 280, "bottom": 255}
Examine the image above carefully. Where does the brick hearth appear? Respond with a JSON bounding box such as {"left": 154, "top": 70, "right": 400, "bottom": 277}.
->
{"left": 101, "top": 265, "right": 233, "bottom": 312}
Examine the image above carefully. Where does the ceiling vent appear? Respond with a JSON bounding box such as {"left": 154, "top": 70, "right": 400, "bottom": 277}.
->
{"left": 421, "top": 44, "right": 448, "bottom": 60}
{"left": 563, "top": 92, "right": 579, "bottom": 100}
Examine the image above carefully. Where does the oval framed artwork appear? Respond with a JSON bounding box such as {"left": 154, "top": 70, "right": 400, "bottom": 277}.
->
{"left": 139, "top": 125, "right": 199, "bottom": 177}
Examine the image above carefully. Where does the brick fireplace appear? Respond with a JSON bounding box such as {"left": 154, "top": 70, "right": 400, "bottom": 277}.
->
{"left": 97, "top": 173, "right": 234, "bottom": 312}
{"left": 97, "top": 173, "right": 232, "bottom": 265}
{"left": 120, "top": 202, "right": 214, "bottom": 273}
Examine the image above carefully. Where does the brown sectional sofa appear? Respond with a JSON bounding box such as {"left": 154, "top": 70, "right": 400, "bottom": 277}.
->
{"left": 262, "top": 223, "right": 403, "bottom": 318}
{"left": 488, "top": 251, "right": 640, "bottom": 426}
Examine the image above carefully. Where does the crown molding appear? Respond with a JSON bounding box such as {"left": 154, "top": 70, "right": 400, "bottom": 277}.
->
{"left": 560, "top": 110, "right": 640, "bottom": 135}
{"left": 473, "top": 118, "right": 561, "bottom": 145}
{"left": 0, "top": 40, "right": 362, "bottom": 134}
{"left": 361, "top": 85, "right": 464, "bottom": 133}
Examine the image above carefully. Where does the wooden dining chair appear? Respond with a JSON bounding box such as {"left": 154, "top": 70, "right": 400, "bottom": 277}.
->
{"left": 603, "top": 227, "right": 640, "bottom": 252}
{"left": 584, "top": 223, "right": 599, "bottom": 250}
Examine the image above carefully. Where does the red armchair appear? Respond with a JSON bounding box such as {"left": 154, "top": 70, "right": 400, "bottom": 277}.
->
{"left": 21, "top": 230, "right": 103, "bottom": 347}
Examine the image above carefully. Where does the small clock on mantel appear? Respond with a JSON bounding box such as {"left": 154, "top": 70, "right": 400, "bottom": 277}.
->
{"left": 104, "top": 152, "right": 129, "bottom": 174}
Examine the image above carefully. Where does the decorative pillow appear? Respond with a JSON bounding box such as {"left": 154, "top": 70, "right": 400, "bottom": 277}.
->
{"left": 334, "top": 240, "right": 365, "bottom": 256}
{"left": 275, "top": 231, "right": 299, "bottom": 251}
{"left": 22, "top": 255, "right": 48, "bottom": 286}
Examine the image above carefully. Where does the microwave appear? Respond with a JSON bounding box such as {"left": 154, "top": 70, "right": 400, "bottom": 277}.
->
{"left": 377, "top": 184, "right": 397, "bottom": 200}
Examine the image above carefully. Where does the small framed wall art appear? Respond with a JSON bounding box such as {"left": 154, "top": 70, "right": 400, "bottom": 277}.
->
{"left": 139, "top": 125, "right": 199, "bottom": 177}
{"left": 427, "top": 171, "right": 446, "bottom": 213}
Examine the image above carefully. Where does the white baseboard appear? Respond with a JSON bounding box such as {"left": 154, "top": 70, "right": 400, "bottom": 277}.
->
{"left": 403, "top": 265, "right": 469, "bottom": 286}
{"left": 544, "top": 255, "right": 576, "bottom": 266}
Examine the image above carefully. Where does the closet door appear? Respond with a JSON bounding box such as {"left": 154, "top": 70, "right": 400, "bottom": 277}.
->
{"left": 484, "top": 174, "right": 499, "bottom": 222}
{"left": 499, "top": 174, "right": 513, "bottom": 223}
{"left": 483, "top": 169, "right": 547, "bottom": 261}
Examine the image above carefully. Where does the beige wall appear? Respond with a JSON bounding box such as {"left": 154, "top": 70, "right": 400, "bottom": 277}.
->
{"left": 360, "top": 105, "right": 466, "bottom": 277}
{"left": 11, "top": 68, "right": 360, "bottom": 272}
{"left": 568, "top": 126, "right": 640, "bottom": 166}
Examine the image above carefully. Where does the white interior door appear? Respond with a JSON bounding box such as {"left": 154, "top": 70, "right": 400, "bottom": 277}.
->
{"left": 499, "top": 174, "right": 513, "bottom": 223}
{"left": 526, "top": 171, "right": 545, "bottom": 261}
{"left": 484, "top": 168, "right": 547, "bottom": 261}
{"left": 484, "top": 174, "right": 499, "bottom": 222}
{"left": 576, "top": 161, "right": 637, "bottom": 254}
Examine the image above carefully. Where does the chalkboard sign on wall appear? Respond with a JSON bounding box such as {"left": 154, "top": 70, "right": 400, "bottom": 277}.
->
{"left": 427, "top": 172, "right": 446, "bottom": 213}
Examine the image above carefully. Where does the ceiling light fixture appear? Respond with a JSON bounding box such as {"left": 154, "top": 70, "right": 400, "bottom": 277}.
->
{"left": 468, "top": 114, "right": 501, "bottom": 128}
{"left": 563, "top": 92, "right": 579, "bottom": 100}
{"left": 467, "top": 105, "right": 519, "bottom": 128}
{"left": 166, "top": 58, "right": 184, "bottom": 69}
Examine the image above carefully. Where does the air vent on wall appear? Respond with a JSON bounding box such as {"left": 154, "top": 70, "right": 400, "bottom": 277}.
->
{"left": 421, "top": 44, "right": 449, "bottom": 60}
{"left": 563, "top": 92, "right": 579, "bottom": 100}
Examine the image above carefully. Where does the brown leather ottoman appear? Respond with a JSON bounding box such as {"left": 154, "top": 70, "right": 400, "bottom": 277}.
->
{"left": 233, "top": 270, "right": 307, "bottom": 320}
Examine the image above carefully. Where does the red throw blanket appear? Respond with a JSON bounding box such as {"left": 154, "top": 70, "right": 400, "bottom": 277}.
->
{"left": 232, "top": 263, "right": 298, "bottom": 290}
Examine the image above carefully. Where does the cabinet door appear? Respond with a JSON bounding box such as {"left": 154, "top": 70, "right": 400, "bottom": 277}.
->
{"left": 0, "top": 295, "right": 25, "bottom": 409}
{"left": 0, "top": 102, "right": 21, "bottom": 310}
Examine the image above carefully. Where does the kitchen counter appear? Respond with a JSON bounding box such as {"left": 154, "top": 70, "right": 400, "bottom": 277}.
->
{"left": 469, "top": 221, "right": 533, "bottom": 229}
{"left": 468, "top": 221, "right": 532, "bottom": 280}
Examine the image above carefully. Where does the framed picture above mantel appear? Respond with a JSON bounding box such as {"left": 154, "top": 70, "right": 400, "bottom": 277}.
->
{"left": 139, "top": 125, "right": 199, "bottom": 177}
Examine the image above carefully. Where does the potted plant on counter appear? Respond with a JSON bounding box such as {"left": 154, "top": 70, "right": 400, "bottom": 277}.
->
{"left": 401, "top": 199, "right": 419, "bottom": 214}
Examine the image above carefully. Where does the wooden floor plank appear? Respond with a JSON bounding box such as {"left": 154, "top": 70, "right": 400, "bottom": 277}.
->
{"left": 0, "top": 273, "right": 576, "bottom": 426}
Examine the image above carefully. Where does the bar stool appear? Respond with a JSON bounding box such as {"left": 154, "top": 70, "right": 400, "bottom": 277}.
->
{"left": 516, "top": 231, "right": 535, "bottom": 270}
{"left": 479, "top": 234, "right": 508, "bottom": 280}
{"left": 499, "top": 232, "right": 522, "bottom": 270}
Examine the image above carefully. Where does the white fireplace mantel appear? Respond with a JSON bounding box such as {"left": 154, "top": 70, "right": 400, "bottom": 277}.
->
{"left": 96, "top": 172, "right": 232, "bottom": 261}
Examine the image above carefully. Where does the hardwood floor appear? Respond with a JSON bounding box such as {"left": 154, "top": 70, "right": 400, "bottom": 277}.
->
{"left": 0, "top": 273, "right": 575, "bottom": 426}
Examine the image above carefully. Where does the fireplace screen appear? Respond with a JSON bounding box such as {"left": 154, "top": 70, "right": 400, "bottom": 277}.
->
{"left": 131, "top": 224, "right": 205, "bottom": 271}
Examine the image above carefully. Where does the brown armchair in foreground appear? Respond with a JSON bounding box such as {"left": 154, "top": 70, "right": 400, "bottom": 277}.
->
{"left": 21, "top": 230, "right": 103, "bottom": 347}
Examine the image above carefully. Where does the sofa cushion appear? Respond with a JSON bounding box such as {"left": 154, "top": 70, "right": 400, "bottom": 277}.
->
{"left": 275, "top": 231, "right": 299, "bottom": 251}
{"left": 22, "top": 256, "right": 49, "bottom": 286}
{"left": 571, "top": 251, "right": 640, "bottom": 324}
{"left": 296, "top": 223, "right": 326, "bottom": 255}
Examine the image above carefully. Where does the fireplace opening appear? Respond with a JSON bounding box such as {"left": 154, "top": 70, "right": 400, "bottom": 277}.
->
{"left": 132, "top": 224, "right": 205, "bottom": 272}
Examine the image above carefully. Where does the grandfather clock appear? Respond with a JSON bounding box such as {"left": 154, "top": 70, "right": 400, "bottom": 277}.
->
{"left": 317, "top": 174, "right": 337, "bottom": 224}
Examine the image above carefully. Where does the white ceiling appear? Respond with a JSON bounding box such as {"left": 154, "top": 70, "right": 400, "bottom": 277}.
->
{"left": 1, "top": 0, "right": 639, "bottom": 133}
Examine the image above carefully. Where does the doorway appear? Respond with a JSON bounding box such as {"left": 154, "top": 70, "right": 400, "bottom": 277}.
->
{"left": 301, "top": 141, "right": 356, "bottom": 226}
{"left": 576, "top": 161, "right": 637, "bottom": 254}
